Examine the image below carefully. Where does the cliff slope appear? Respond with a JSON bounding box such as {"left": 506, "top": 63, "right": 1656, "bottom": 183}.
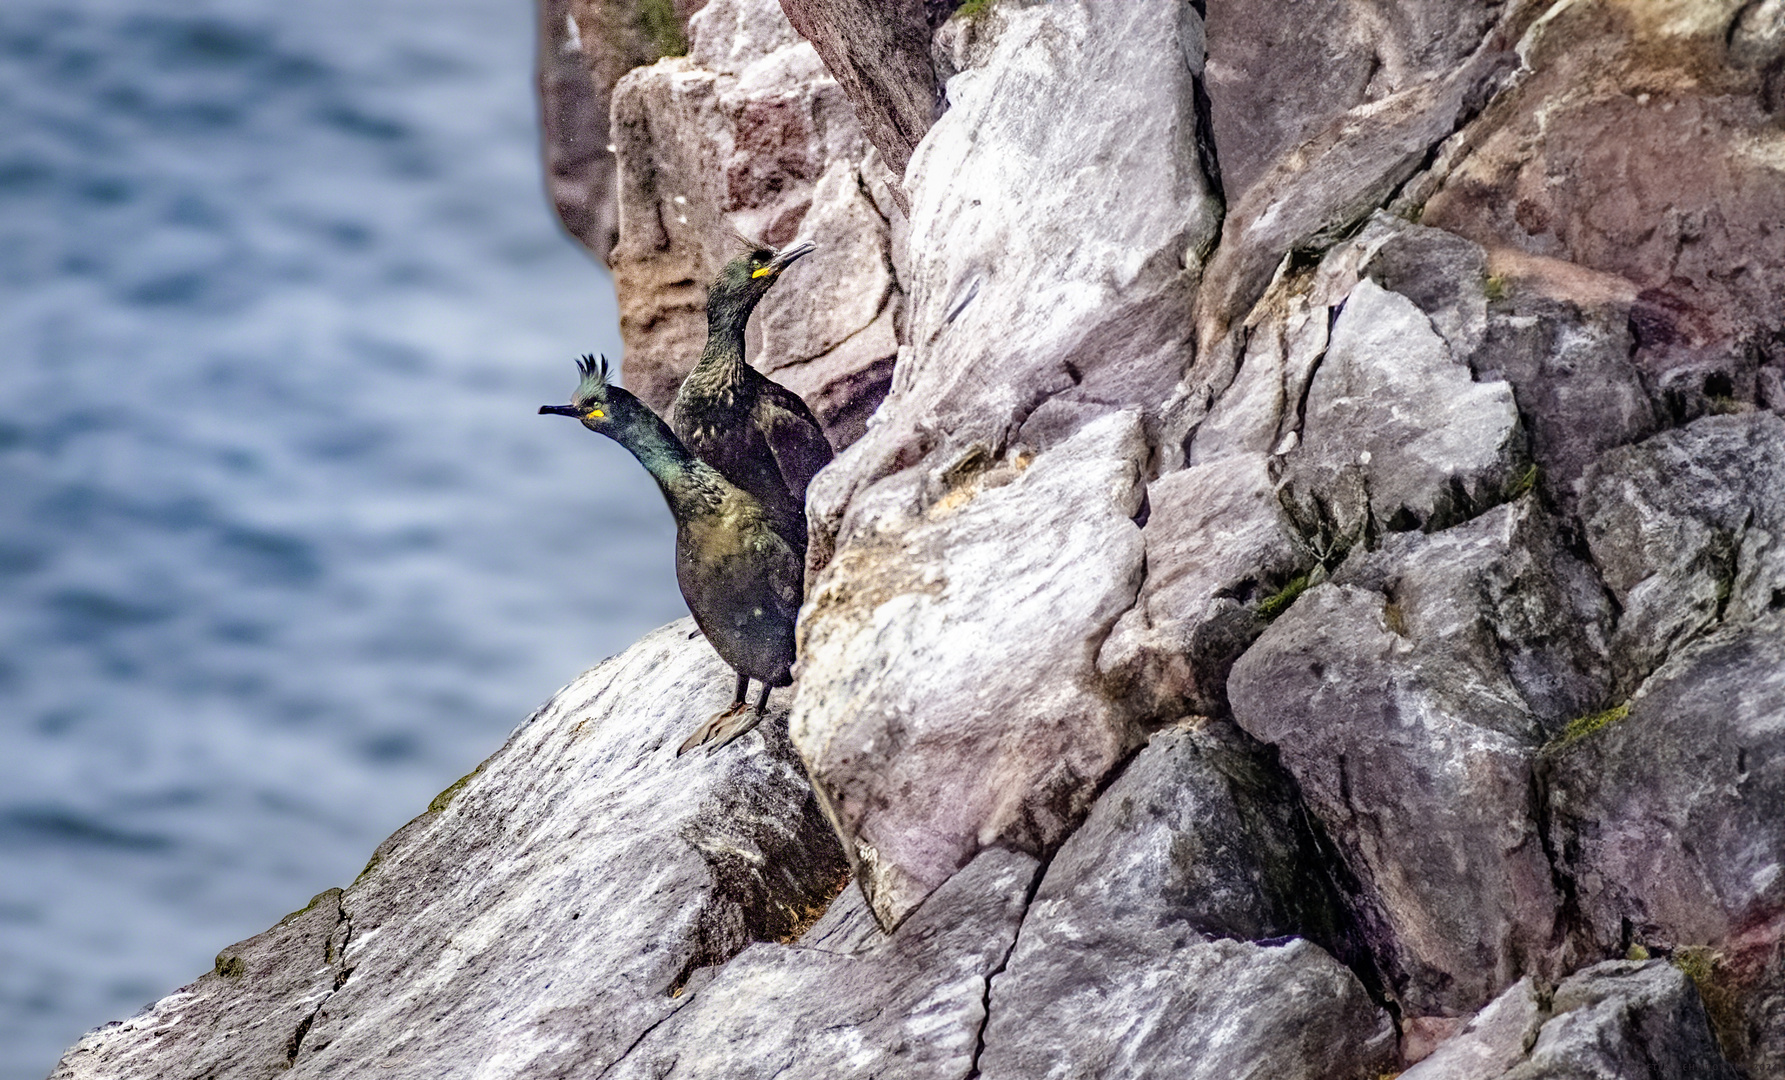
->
{"left": 55, "top": 0, "right": 1785, "bottom": 1076}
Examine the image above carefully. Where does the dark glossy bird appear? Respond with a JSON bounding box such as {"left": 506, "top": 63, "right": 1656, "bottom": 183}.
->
{"left": 672, "top": 241, "right": 834, "bottom": 551}
{"left": 541, "top": 354, "right": 801, "bottom": 754}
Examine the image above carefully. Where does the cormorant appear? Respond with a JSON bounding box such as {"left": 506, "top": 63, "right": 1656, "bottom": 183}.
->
{"left": 541, "top": 354, "right": 800, "bottom": 755}
{"left": 672, "top": 241, "right": 834, "bottom": 551}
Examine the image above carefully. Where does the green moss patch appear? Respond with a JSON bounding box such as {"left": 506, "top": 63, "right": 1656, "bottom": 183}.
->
{"left": 1672, "top": 946, "right": 1745, "bottom": 1057}
{"left": 428, "top": 768, "right": 479, "bottom": 814}
{"left": 638, "top": 0, "right": 687, "bottom": 58}
{"left": 1552, "top": 701, "right": 1631, "bottom": 749}
{"left": 1507, "top": 463, "right": 1539, "bottom": 499}
{"left": 1257, "top": 572, "right": 1311, "bottom": 621}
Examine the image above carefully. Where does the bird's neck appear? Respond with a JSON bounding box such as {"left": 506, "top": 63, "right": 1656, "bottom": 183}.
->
{"left": 695, "top": 293, "right": 757, "bottom": 384}
{"left": 604, "top": 398, "right": 716, "bottom": 519}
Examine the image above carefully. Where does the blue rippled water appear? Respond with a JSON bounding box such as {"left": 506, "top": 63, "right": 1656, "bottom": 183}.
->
{"left": 0, "top": 0, "right": 684, "bottom": 1072}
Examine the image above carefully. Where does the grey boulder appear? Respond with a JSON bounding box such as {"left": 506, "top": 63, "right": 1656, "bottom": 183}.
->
{"left": 1405, "top": 961, "right": 1739, "bottom": 1080}
{"left": 1229, "top": 501, "right": 1610, "bottom": 1017}
{"left": 1278, "top": 277, "right": 1525, "bottom": 543}
{"left": 976, "top": 721, "right": 1396, "bottom": 1080}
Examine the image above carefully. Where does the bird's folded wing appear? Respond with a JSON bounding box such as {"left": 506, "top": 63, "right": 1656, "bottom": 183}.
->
{"left": 754, "top": 382, "right": 834, "bottom": 499}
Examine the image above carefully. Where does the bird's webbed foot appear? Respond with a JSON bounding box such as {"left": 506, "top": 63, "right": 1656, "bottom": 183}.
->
{"left": 676, "top": 678, "right": 771, "bottom": 756}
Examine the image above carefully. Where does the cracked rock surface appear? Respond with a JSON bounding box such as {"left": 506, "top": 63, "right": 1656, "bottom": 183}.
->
{"left": 607, "top": 847, "right": 1037, "bottom": 1080}
{"left": 1230, "top": 500, "right": 1606, "bottom": 1017}
{"left": 54, "top": 622, "right": 848, "bottom": 1080}
{"left": 976, "top": 722, "right": 1396, "bottom": 1080}
{"left": 793, "top": 409, "right": 1148, "bottom": 928}
{"left": 54, "top": 0, "right": 1785, "bottom": 1076}
{"left": 1404, "top": 961, "right": 1743, "bottom": 1080}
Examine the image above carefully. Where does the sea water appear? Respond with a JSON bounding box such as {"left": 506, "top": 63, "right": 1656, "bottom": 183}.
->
{"left": 0, "top": 0, "right": 685, "bottom": 1072}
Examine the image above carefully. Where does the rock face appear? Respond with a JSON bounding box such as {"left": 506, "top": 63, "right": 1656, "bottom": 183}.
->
{"left": 1548, "top": 608, "right": 1785, "bottom": 1073}
{"left": 795, "top": 0, "right": 1219, "bottom": 927}
{"left": 793, "top": 410, "right": 1148, "bottom": 927}
{"left": 606, "top": 0, "right": 899, "bottom": 449}
{"left": 975, "top": 722, "right": 1397, "bottom": 1080}
{"left": 541, "top": 0, "right": 708, "bottom": 260}
{"left": 1280, "top": 276, "right": 1525, "bottom": 539}
{"left": 56, "top": 0, "right": 1785, "bottom": 1076}
{"left": 54, "top": 622, "right": 849, "bottom": 1079}
{"left": 1578, "top": 413, "right": 1785, "bottom": 692}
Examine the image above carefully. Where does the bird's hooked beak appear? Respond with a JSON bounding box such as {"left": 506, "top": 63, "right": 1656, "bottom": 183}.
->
{"left": 538, "top": 404, "right": 583, "bottom": 417}
{"left": 754, "top": 240, "right": 814, "bottom": 279}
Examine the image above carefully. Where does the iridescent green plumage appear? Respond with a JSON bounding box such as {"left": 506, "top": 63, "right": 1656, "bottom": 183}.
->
{"left": 672, "top": 242, "right": 833, "bottom": 552}
{"left": 541, "top": 354, "right": 801, "bottom": 753}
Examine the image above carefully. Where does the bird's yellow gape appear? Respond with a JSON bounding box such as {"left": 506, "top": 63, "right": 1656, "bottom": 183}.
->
{"left": 584, "top": 407, "right": 605, "bottom": 419}
{"left": 750, "top": 265, "right": 775, "bottom": 278}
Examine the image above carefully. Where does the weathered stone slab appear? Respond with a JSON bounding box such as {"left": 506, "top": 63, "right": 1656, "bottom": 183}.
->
{"left": 777, "top": 0, "right": 940, "bottom": 183}
{"left": 54, "top": 621, "right": 848, "bottom": 1080}
{"left": 545, "top": 0, "right": 708, "bottom": 259}
{"left": 1203, "top": 0, "right": 1509, "bottom": 205}
{"left": 812, "top": 0, "right": 1219, "bottom": 530}
{"left": 50, "top": 890, "right": 347, "bottom": 1080}
{"left": 1229, "top": 501, "right": 1609, "bottom": 1016}
{"left": 1468, "top": 247, "right": 1656, "bottom": 509}
{"left": 606, "top": 847, "right": 1036, "bottom": 1080}
{"left": 1422, "top": 0, "right": 1785, "bottom": 426}
{"left": 1505, "top": 961, "right": 1740, "bottom": 1080}
{"left": 1196, "top": 25, "right": 1520, "bottom": 350}
{"left": 1579, "top": 412, "right": 1785, "bottom": 691}
{"left": 976, "top": 721, "right": 1395, "bottom": 1080}
{"left": 793, "top": 411, "right": 1148, "bottom": 928}
{"left": 1400, "top": 977, "right": 1547, "bottom": 1080}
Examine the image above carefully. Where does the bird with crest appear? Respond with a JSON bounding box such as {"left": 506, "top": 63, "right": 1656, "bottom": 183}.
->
{"left": 540, "top": 354, "right": 803, "bottom": 753}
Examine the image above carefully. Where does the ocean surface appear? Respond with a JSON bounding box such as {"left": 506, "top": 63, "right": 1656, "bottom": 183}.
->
{"left": 0, "top": 0, "right": 686, "bottom": 1072}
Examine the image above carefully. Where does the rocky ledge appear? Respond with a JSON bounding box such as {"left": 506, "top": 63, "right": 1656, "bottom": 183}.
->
{"left": 55, "top": 0, "right": 1785, "bottom": 1077}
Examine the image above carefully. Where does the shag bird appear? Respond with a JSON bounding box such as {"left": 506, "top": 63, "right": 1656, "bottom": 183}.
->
{"left": 541, "top": 355, "right": 801, "bottom": 755}
{"left": 672, "top": 241, "right": 834, "bottom": 551}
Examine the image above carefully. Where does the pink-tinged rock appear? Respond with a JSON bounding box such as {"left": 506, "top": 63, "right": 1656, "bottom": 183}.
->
{"left": 543, "top": 0, "right": 709, "bottom": 259}
{"left": 792, "top": 411, "right": 1149, "bottom": 928}
{"left": 608, "top": 0, "right": 895, "bottom": 446}
{"left": 1229, "top": 501, "right": 1610, "bottom": 1017}
{"left": 1422, "top": 0, "right": 1785, "bottom": 426}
